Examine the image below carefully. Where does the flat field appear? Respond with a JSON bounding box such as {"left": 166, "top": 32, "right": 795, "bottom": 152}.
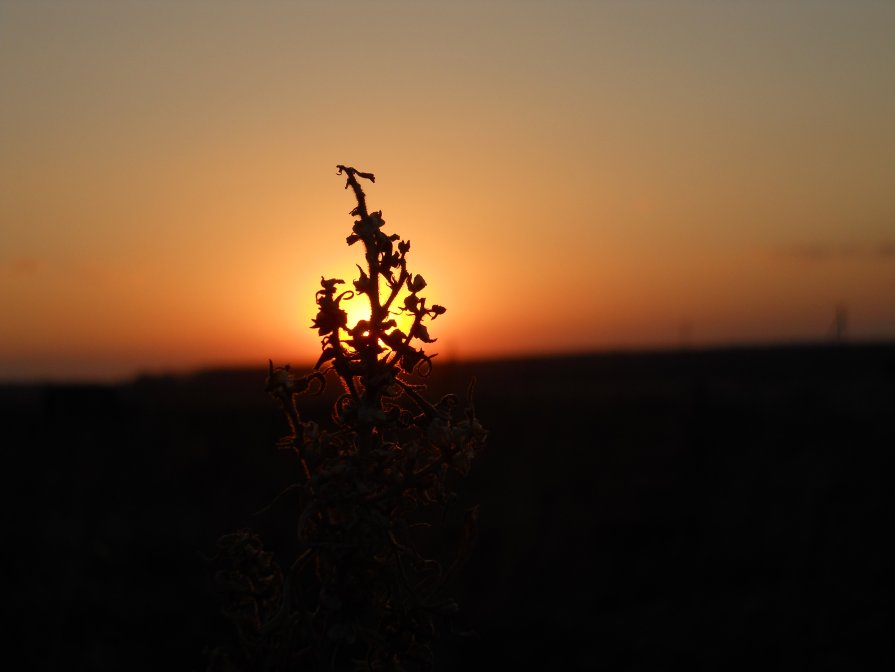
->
{"left": 4, "top": 344, "right": 893, "bottom": 670}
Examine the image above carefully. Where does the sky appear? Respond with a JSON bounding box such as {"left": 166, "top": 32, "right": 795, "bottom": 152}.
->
{"left": 2, "top": 0, "right": 894, "bottom": 381}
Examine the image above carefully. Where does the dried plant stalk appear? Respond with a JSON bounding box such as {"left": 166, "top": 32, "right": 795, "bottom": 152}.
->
{"left": 210, "top": 166, "right": 486, "bottom": 672}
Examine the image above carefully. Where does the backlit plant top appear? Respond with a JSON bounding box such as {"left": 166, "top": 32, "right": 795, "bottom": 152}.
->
{"left": 211, "top": 167, "right": 486, "bottom": 672}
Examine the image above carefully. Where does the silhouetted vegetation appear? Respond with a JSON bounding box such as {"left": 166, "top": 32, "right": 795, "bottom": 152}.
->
{"left": 4, "top": 344, "right": 895, "bottom": 670}
{"left": 207, "top": 167, "right": 486, "bottom": 671}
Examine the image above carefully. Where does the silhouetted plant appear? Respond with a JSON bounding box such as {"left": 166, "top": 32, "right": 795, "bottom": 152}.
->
{"left": 209, "top": 166, "right": 486, "bottom": 671}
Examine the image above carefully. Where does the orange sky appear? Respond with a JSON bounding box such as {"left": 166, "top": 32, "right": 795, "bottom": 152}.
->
{"left": 2, "top": 1, "right": 894, "bottom": 381}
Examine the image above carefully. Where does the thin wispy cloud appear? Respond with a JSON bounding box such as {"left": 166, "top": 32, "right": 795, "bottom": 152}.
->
{"left": 776, "top": 242, "right": 895, "bottom": 262}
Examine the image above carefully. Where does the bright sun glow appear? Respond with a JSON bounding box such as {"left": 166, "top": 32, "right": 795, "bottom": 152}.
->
{"left": 339, "top": 284, "right": 417, "bottom": 341}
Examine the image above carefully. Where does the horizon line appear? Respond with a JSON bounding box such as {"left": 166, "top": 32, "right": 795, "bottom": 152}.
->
{"left": 3, "top": 337, "right": 894, "bottom": 387}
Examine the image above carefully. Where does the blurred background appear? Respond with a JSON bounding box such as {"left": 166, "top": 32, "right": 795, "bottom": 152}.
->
{"left": 2, "top": 1, "right": 894, "bottom": 669}
{"left": 2, "top": 0, "right": 893, "bottom": 381}
{"left": 4, "top": 350, "right": 894, "bottom": 669}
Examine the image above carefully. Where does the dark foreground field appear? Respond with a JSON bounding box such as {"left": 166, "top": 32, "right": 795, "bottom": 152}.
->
{"left": 4, "top": 344, "right": 894, "bottom": 670}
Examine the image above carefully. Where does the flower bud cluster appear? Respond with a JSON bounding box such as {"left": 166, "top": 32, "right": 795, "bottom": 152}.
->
{"left": 211, "top": 167, "right": 486, "bottom": 672}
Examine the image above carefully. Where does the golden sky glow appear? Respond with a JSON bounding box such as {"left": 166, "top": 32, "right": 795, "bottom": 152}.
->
{"left": 2, "top": 1, "right": 894, "bottom": 380}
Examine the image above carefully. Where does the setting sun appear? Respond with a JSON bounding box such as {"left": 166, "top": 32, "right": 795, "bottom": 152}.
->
{"left": 4, "top": 4, "right": 892, "bottom": 669}
{"left": 298, "top": 167, "right": 449, "bottom": 382}
{"left": 338, "top": 284, "right": 419, "bottom": 341}
{"left": 1, "top": 1, "right": 893, "bottom": 381}
{"left": 304, "top": 272, "right": 423, "bottom": 349}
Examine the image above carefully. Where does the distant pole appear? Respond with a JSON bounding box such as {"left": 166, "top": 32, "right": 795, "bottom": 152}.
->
{"left": 828, "top": 304, "right": 847, "bottom": 343}
{"left": 679, "top": 319, "right": 692, "bottom": 350}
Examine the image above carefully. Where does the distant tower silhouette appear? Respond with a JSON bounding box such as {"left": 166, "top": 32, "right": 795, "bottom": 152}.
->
{"left": 828, "top": 304, "right": 848, "bottom": 343}
{"left": 679, "top": 319, "right": 692, "bottom": 349}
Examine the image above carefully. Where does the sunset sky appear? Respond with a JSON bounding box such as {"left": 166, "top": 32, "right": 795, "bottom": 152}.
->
{"left": 2, "top": 1, "right": 894, "bottom": 381}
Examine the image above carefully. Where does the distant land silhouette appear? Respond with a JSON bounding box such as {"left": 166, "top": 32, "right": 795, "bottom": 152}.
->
{"left": 3, "top": 343, "right": 893, "bottom": 670}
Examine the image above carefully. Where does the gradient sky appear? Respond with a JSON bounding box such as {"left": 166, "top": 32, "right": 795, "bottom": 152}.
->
{"left": 2, "top": 0, "right": 894, "bottom": 381}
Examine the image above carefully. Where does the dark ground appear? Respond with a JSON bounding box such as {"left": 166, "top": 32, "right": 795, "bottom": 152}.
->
{"left": 3, "top": 344, "right": 894, "bottom": 670}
